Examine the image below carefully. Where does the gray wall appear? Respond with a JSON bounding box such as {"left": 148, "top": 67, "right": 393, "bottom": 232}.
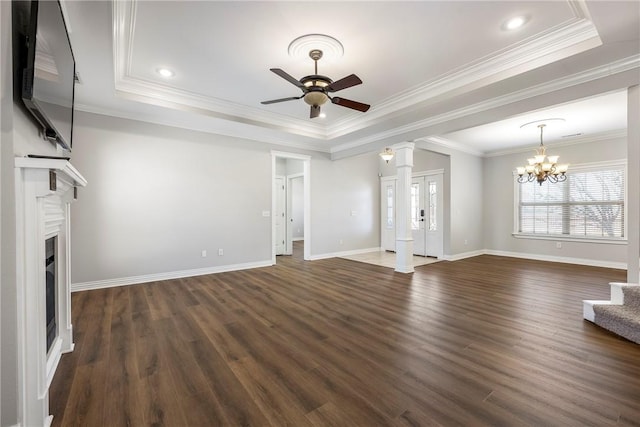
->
{"left": 483, "top": 136, "right": 627, "bottom": 266}
{"left": 291, "top": 176, "right": 304, "bottom": 240}
{"left": 70, "top": 111, "right": 381, "bottom": 285}
{"left": 311, "top": 151, "right": 380, "bottom": 255}
{"left": 379, "top": 144, "right": 483, "bottom": 258}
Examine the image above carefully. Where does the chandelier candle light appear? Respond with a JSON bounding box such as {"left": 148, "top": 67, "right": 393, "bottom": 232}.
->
{"left": 516, "top": 124, "right": 569, "bottom": 185}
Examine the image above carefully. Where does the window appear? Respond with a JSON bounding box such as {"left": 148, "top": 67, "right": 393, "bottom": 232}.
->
{"left": 411, "top": 183, "right": 420, "bottom": 230}
{"left": 386, "top": 185, "right": 394, "bottom": 229}
{"left": 515, "top": 161, "right": 625, "bottom": 240}
{"left": 428, "top": 181, "right": 437, "bottom": 231}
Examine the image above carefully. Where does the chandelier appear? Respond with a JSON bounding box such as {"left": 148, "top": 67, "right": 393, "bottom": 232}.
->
{"left": 516, "top": 124, "right": 569, "bottom": 185}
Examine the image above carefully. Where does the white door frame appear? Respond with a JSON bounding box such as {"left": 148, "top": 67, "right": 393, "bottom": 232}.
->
{"left": 286, "top": 173, "right": 304, "bottom": 255}
{"left": 271, "top": 151, "right": 311, "bottom": 263}
{"left": 275, "top": 175, "right": 286, "bottom": 255}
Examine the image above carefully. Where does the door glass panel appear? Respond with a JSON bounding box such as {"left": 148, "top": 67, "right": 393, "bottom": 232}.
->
{"left": 429, "top": 181, "right": 437, "bottom": 231}
{"left": 386, "top": 185, "right": 394, "bottom": 229}
{"left": 411, "top": 183, "right": 420, "bottom": 230}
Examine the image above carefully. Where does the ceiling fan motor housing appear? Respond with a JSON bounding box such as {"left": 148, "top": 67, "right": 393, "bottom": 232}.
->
{"left": 301, "top": 75, "right": 332, "bottom": 106}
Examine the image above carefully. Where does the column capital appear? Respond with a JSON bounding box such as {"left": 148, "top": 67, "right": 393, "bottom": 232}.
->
{"left": 393, "top": 143, "right": 415, "bottom": 168}
{"left": 392, "top": 142, "right": 415, "bottom": 151}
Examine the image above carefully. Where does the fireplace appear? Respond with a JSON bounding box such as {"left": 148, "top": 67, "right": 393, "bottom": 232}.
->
{"left": 15, "top": 157, "right": 86, "bottom": 427}
{"left": 45, "top": 236, "right": 57, "bottom": 353}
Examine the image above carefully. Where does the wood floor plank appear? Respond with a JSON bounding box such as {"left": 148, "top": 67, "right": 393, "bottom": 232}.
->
{"left": 50, "top": 243, "right": 640, "bottom": 426}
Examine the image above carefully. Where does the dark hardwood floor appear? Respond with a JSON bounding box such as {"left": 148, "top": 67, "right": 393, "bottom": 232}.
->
{"left": 50, "top": 242, "right": 640, "bottom": 426}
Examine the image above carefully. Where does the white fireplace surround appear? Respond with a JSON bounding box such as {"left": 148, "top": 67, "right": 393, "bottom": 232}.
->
{"left": 14, "top": 157, "right": 87, "bottom": 427}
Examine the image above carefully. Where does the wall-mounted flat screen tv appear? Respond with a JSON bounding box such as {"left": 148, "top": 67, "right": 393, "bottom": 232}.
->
{"left": 22, "top": 0, "right": 76, "bottom": 151}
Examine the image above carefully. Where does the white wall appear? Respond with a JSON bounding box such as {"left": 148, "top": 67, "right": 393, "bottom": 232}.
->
{"left": 483, "top": 135, "right": 627, "bottom": 267}
{"left": 70, "top": 112, "right": 381, "bottom": 286}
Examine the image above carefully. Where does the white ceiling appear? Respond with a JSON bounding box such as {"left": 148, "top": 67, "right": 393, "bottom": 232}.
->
{"left": 62, "top": 1, "right": 640, "bottom": 157}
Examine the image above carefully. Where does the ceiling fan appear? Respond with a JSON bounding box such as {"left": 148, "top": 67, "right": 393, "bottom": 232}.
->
{"left": 261, "top": 49, "right": 370, "bottom": 119}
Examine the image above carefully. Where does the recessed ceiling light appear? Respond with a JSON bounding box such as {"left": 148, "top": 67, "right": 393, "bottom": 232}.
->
{"left": 319, "top": 112, "right": 327, "bottom": 118}
{"left": 504, "top": 16, "right": 527, "bottom": 31}
{"left": 156, "top": 68, "right": 175, "bottom": 78}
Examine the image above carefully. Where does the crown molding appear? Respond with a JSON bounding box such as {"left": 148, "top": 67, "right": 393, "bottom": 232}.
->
{"left": 112, "top": 0, "right": 605, "bottom": 144}
{"left": 330, "top": 55, "right": 638, "bottom": 155}
{"left": 326, "top": 4, "right": 602, "bottom": 139}
{"left": 112, "top": 0, "right": 328, "bottom": 140}
{"left": 484, "top": 129, "right": 627, "bottom": 157}
{"left": 74, "top": 103, "right": 332, "bottom": 153}
{"left": 415, "top": 137, "right": 485, "bottom": 157}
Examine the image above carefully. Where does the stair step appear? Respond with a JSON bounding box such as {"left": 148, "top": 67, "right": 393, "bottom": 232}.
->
{"left": 622, "top": 285, "right": 640, "bottom": 309}
{"left": 593, "top": 304, "right": 640, "bottom": 344}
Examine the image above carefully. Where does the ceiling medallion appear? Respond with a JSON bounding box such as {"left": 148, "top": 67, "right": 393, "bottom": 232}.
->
{"left": 288, "top": 34, "right": 344, "bottom": 62}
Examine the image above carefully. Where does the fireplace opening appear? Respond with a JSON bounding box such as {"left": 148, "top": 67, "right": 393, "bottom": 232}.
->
{"left": 45, "top": 236, "right": 57, "bottom": 352}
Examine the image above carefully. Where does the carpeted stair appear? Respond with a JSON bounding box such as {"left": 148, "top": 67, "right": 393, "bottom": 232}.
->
{"left": 584, "top": 283, "right": 640, "bottom": 344}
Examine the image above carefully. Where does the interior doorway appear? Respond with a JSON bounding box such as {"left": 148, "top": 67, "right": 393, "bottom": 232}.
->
{"left": 271, "top": 151, "right": 311, "bottom": 263}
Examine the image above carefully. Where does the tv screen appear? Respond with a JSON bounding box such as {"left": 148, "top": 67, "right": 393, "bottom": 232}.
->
{"left": 22, "top": 0, "right": 75, "bottom": 151}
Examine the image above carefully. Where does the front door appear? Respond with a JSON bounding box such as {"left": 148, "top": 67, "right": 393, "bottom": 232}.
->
{"left": 411, "top": 174, "right": 444, "bottom": 257}
{"left": 425, "top": 174, "right": 444, "bottom": 258}
{"left": 411, "top": 177, "right": 427, "bottom": 255}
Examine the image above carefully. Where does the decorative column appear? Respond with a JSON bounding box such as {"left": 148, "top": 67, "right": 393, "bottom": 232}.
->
{"left": 394, "top": 142, "right": 415, "bottom": 273}
{"left": 628, "top": 85, "right": 639, "bottom": 284}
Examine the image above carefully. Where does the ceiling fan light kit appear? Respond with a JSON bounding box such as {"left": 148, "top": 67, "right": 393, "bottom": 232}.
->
{"left": 262, "top": 37, "right": 370, "bottom": 119}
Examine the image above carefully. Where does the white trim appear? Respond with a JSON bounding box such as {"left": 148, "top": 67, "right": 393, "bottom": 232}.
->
{"left": 293, "top": 237, "right": 304, "bottom": 242}
{"left": 381, "top": 168, "right": 446, "bottom": 181}
{"left": 307, "top": 247, "right": 382, "bottom": 261}
{"left": 441, "top": 250, "right": 485, "bottom": 261}
{"left": 512, "top": 233, "right": 626, "bottom": 245}
{"left": 71, "top": 260, "right": 272, "bottom": 292}
{"left": 485, "top": 129, "right": 627, "bottom": 158}
{"left": 330, "top": 55, "right": 639, "bottom": 155}
{"left": 484, "top": 249, "right": 626, "bottom": 270}
{"left": 74, "top": 104, "right": 332, "bottom": 154}
{"left": 110, "top": 0, "right": 630, "bottom": 149}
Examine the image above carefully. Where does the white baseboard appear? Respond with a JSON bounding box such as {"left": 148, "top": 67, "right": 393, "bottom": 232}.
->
{"left": 441, "top": 250, "right": 485, "bottom": 261}
{"left": 484, "top": 249, "right": 627, "bottom": 270}
{"left": 308, "top": 247, "right": 382, "bottom": 261}
{"left": 292, "top": 237, "right": 304, "bottom": 241}
{"left": 71, "top": 260, "right": 273, "bottom": 292}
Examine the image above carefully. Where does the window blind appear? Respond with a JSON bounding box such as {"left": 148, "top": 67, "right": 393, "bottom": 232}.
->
{"left": 517, "top": 163, "right": 625, "bottom": 239}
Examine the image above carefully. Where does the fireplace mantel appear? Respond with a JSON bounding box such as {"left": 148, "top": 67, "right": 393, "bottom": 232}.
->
{"left": 14, "top": 157, "right": 87, "bottom": 427}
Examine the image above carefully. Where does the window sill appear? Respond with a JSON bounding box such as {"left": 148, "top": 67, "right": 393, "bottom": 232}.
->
{"left": 512, "top": 233, "right": 627, "bottom": 245}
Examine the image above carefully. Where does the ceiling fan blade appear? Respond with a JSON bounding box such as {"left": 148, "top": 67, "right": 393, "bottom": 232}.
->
{"left": 310, "top": 105, "right": 321, "bottom": 118}
{"left": 331, "top": 97, "right": 370, "bottom": 112}
{"left": 261, "top": 96, "right": 302, "bottom": 105}
{"left": 270, "top": 68, "right": 305, "bottom": 89}
{"left": 326, "top": 74, "right": 362, "bottom": 92}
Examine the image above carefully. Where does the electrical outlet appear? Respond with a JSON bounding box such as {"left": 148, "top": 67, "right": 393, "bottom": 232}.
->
{"left": 464, "top": 239, "right": 468, "bottom": 245}
{"left": 218, "top": 248, "right": 224, "bottom": 256}
{"left": 201, "top": 250, "right": 207, "bottom": 258}
{"left": 339, "top": 239, "right": 343, "bottom": 245}
{"left": 556, "top": 242, "right": 562, "bottom": 249}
